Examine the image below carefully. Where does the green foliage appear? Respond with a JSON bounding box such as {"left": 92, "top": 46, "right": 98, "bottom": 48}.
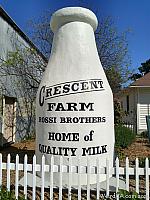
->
{"left": 114, "top": 98, "right": 125, "bottom": 124}
{"left": 140, "top": 131, "right": 148, "bottom": 138}
{"left": 130, "top": 59, "right": 150, "bottom": 81}
{"left": 105, "top": 67, "right": 123, "bottom": 94}
{"left": 0, "top": 44, "right": 46, "bottom": 140}
{"left": 21, "top": 132, "right": 35, "bottom": 142}
{"left": 139, "top": 59, "right": 150, "bottom": 75}
{"left": 115, "top": 148, "right": 125, "bottom": 160}
{"left": 117, "top": 189, "right": 143, "bottom": 200}
{"left": 0, "top": 187, "right": 25, "bottom": 200}
{"left": 133, "top": 157, "right": 150, "bottom": 168}
{"left": 139, "top": 158, "right": 146, "bottom": 168}
{"left": 115, "top": 124, "right": 136, "bottom": 148}
{"left": 130, "top": 73, "right": 142, "bottom": 81}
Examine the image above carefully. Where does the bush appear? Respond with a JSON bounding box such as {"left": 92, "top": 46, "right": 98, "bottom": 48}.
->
{"left": 0, "top": 187, "right": 25, "bottom": 200}
{"left": 114, "top": 98, "right": 125, "bottom": 124}
{"left": 115, "top": 124, "right": 136, "bottom": 149}
{"left": 117, "top": 189, "right": 143, "bottom": 200}
{"left": 140, "top": 131, "right": 148, "bottom": 138}
{"left": 132, "top": 157, "right": 150, "bottom": 168}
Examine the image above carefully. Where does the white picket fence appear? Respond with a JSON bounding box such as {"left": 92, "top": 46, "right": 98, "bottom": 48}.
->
{"left": 0, "top": 153, "right": 149, "bottom": 200}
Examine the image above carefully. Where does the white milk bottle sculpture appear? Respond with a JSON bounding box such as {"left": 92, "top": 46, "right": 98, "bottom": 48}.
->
{"left": 36, "top": 7, "right": 115, "bottom": 186}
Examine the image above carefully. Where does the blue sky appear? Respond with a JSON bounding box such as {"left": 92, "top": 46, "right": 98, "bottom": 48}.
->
{"left": 0, "top": 0, "right": 150, "bottom": 73}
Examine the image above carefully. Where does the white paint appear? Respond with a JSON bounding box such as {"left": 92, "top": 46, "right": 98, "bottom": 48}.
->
{"left": 0, "top": 16, "right": 29, "bottom": 61}
{"left": 119, "top": 87, "right": 150, "bottom": 133}
{"left": 2, "top": 154, "right": 137, "bottom": 198}
{"left": 50, "top": 7, "right": 98, "bottom": 32}
{"left": 36, "top": 7, "right": 115, "bottom": 186}
{"left": 138, "top": 88, "right": 150, "bottom": 130}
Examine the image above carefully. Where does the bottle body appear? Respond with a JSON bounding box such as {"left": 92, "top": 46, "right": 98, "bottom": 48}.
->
{"left": 36, "top": 9, "right": 114, "bottom": 186}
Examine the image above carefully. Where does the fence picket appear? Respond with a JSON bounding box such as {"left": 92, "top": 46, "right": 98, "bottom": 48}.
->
{"left": 135, "top": 158, "right": 139, "bottom": 194}
{"left": 0, "top": 154, "right": 150, "bottom": 199}
{"left": 106, "top": 159, "right": 110, "bottom": 198}
{"left": 68, "top": 157, "right": 72, "bottom": 200}
{"left": 50, "top": 156, "right": 54, "bottom": 200}
{"left": 145, "top": 158, "right": 149, "bottom": 200}
{"left": 78, "top": 158, "right": 81, "bottom": 200}
{"left": 32, "top": 155, "right": 36, "bottom": 200}
{"left": 116, "top": 157, "right": 119, "bottom": 200}
{"left": 125, "top": 157, "right": 129, "bottom": 191}
{"left": 24, "top": 155, "right": 28, "bottom": 199}
{"left": 15, "top": 154, "right": 19, "bottom": 200}
{"left": 59, "top": 156, "right": 63, "bottom": 200}
{"left": 41, "top": 155, "right": 45, "bottom": 200}
{"left": 0, "top": 154, "right": 2, "bottom": 188}
{"left": 87, "top": 158, "right": 90, "bottom": 200}
{"left": 96, "top": 158, "right": 100, "bottom": 200}
{"left": 6, "top": 154, "right": 11, "bottom": 192}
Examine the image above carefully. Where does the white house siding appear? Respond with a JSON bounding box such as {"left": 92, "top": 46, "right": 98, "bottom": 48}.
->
{"left": 138, "top": 88, "right": 150, "bottom": 132}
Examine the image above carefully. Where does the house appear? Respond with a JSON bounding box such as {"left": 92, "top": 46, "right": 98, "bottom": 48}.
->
{"left": 118, "top": 72, "right": 150, "bottom": 134}
{"left": 0, "top": 6, "right": 47, "bottom": 146}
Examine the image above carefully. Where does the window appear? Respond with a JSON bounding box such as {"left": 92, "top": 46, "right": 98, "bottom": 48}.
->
{"left": 126, "top": 95, "right": 129, "bottom": 112}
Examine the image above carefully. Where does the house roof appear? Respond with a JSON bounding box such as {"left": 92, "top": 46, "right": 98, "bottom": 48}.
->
{"left": 130, "top": 72, "right": 150, "bottom": 87}
{"left": 117, "top": 71, "right": 150, "bottom": 98}
{"left": 0, "top": 6, "right": 48, "bottom": 63}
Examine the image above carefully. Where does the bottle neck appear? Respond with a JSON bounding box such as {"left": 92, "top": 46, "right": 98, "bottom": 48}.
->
{"left": 43, "top": 21, "right": 111, "bottom": 92}
{"left": 50, "top": 22, "right": 99, "bottom": 64}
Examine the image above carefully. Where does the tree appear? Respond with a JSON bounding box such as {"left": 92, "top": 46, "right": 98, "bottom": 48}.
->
{"left": 95, "top": 16, "right": 130, "bottom": 93}
{"left": 0, "top": 3, "right": 131, "bottom": 139}
{"left": 0, "top": 44, "right": 47, "bottom": 139}
{"left": 28, "top": 9, "right": 130, "bottom": 93}
{"left": 130, "top": 59, "right": 150, "bottom": 81}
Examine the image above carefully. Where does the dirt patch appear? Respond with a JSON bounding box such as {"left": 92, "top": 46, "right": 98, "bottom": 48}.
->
{"left": 123, "top": 137, "right": 150, "bottom": 159}
{"left": 0, "top": 139, "right": 35, "bottom": 163}
{"left": 118, "top": 137, "right": 150, "bottom": 166}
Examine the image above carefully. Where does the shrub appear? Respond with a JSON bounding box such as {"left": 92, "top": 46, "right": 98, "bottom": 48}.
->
{"left": 0, "top": 187, "right": 25, "bottom": 200}
{"left": 140, "top": 131, "right": 148, "bottom": 138}
{"left": 132, "top": 157, "right": 150, "bottom": 168}
{"left": 114, "top": 98, "right": 125, "bottom": 124}
{"left": 115, "top": 124, "right": 136, "bottom": 149}
{"left": 117, "top": 189, "right": 143, "bottom": 200}
{"left": 21, "top": 132, "right": 35, "bottom": 142}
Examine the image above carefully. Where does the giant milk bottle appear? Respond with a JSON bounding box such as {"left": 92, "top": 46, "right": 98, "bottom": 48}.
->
{"left": 36, "top": 7, "right": 115, "bottom": 186}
